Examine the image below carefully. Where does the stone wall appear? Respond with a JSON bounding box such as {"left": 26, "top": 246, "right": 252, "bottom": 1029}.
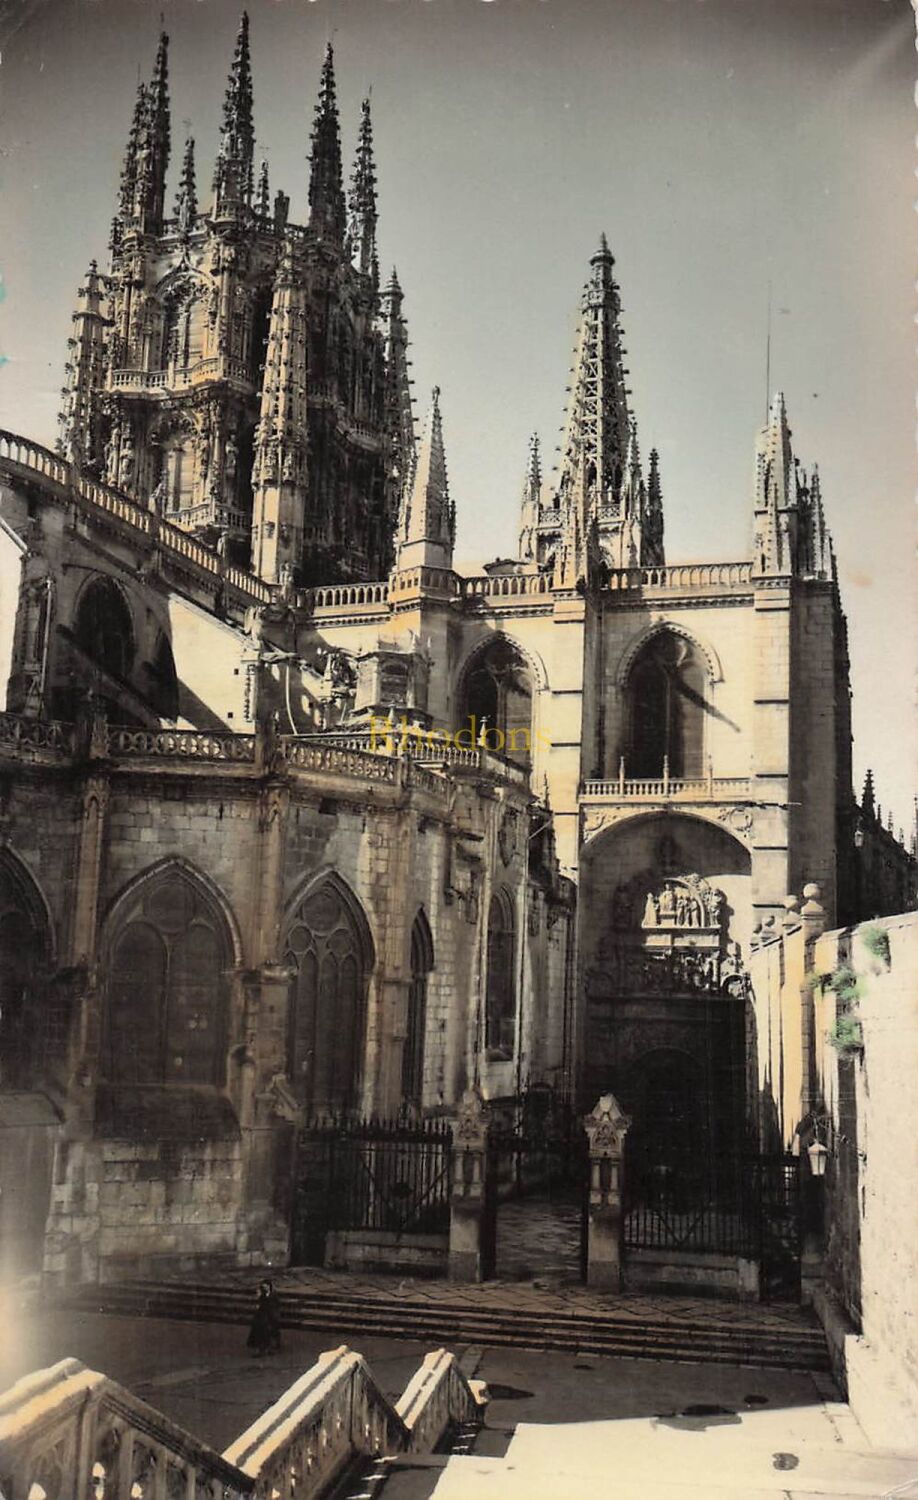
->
{"left": 749, "top": 904, "right": 918, "bottom": 1447}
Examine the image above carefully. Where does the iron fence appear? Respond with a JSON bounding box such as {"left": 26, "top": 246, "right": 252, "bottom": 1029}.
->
{"left": 294, "top": 1115, "right": 454, "bottom": 1253}
{"left": 623, "top": 1151, "right": 800, "bottom": 1263}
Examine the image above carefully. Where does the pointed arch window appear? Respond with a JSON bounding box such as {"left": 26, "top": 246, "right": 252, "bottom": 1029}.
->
{"left": 486, "top": 891, "right": 517, "bottom": 1056}
{"left": 74, "top": 576, "right": 134, "bottom": 683}
{"left": 104, "top": 870, "right": 230, "bottom": 1085}
{"left": 626, "top": 631, "right": 706, "bottom": 779}
{"left": 461, "top": 637, "right": 534, "bottom": 769}
{"left": 285, "top": 877, "right": 373, "bottom": 1117}
{"left": 402, "top": 912, "right": 434, "bottom": 1107}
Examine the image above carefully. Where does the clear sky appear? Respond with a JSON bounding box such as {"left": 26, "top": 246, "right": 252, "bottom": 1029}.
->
{"left": 0, "top": 0, "right": 914, "bottom": 834}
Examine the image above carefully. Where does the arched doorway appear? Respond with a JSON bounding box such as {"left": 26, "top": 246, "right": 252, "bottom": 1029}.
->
{"left": 284, "top": 875, "right": 373, "bottom": 1117}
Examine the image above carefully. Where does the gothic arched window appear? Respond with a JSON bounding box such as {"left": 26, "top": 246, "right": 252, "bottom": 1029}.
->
{"left": 74, "top": 576, "right": 134, "bottom": 683}
{"left": 402, "top": 911, "right": 434, "bottom": 1107}
{"left": 0, "top": 855, "right": 52, "bottom": 1088}
{"left": 485, "top": 891, "right": 517, "bottom": 1056}
{"left": 104, "top": 869, "right": 230, "bottom": 1086}
{"left": 461, "top": 637, "right": 534, "bottom": 768}
{"left": 626, "top": 631, "right": 706, "bottom": 779}
{"left": 285, "top": 876, "right": 373, "bottom": 1117}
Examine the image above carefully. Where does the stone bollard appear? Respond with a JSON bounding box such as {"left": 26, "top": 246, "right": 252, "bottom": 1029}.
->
{"left": 448, "top": 1086, "right": 491, "bottom": 1282}
{"left": 583, "top": 1093, "right": 630, "bottom": 1291}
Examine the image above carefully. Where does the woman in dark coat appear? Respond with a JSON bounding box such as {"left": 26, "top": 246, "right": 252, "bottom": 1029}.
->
{"left": 246, "top": 1278, "right": 282, "bottom": 1355}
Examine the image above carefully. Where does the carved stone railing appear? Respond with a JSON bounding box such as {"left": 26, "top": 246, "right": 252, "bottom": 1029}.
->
{"left": 0, "top": 428, "right": 273, "bottom": 609}
{"left": 605, "top": 561, "right": 753, "bottom": 593}
{"left": 297, "top": 730, "right": 530, "bottom": 788}
{"left": 460, "top": 572, "right": 552, "bottom": 601}
{"left": 0, "top": 1347, "right": 485, "bottom": 1500}
{"left": 396, "top": 1348, "right": 485, "bottom": 1452}
{"left": 0, "top": 1357, "right": 250, "bottom": 1499}
{"left": 299, "top": 579, "right": 391, "bottom": 611}
{"left": 106, "top": 727, "right": 258, "bottom": 762}
{"left": 582, "top": 774, "right": 751, "bottom": 801}
{"left": 0, "top": 711, "right": 72, "bottom": 758}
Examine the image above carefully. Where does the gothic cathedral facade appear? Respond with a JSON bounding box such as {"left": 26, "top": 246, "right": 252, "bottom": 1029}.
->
{"left": 0, "top": 18, "right": 911, "bottom": 1286}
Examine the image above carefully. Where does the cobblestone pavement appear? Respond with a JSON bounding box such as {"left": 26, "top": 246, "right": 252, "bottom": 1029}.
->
{"left": 494, "top": 1197, "right": 583, "bottom": 1281}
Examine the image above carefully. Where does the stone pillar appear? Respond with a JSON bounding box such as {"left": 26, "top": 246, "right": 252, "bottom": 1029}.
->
{"left": 449, "top": 1086, "right": 491, "bottom": 1282}
{"left": 583, "top": 1093, "right": 630, "bottom": 1291}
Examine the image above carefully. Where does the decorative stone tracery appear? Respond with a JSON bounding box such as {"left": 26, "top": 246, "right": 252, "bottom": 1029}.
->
{"left": 593, "top": 869, "right": 739, "bottom": 997}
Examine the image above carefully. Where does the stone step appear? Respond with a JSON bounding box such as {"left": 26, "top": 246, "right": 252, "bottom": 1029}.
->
{"left": 64, "top": 1282, "right": 830, "bottom": 1372}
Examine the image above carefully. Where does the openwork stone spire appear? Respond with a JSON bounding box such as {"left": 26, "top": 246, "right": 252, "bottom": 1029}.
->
{"left": 396, "top": 387, "right": 454, "bottom": 571}
{"left": 256, "top": 158, "right": 270, "bottom": 217}
{"left": 541, "top": 238, "right": 662, "bottom": 581}
{"left": 118, "top": 32, "right": 170, "bottom": 235}
{"left": 644, "top": 446, "right": 664, "bottom": 565}
{"left": 347, "top": 97, "right": 378, "bottom": 283}
{"left": 213, "top": 12, "right": 255, "bottom": 214}
{"left": 308, "top": 43, "right": 346, "bottom": 244}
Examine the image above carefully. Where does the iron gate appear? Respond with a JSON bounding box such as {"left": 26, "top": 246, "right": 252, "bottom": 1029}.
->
{"left": 622, "top": 1147, "right": 801, "bottom": 1297}
{"left": 291, "top": 1114, "right": 454, "bottom": 1267}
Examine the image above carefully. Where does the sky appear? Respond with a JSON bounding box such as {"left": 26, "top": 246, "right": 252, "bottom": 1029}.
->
{"left": 0, "top": 0, "right": 914, "bottom": 834}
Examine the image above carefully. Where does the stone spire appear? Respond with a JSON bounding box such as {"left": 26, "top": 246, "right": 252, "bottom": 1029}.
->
{"left": 546, "top": 237, "right": 652, "bottom": 576}
{"left": 347, "top": 97, "right": 378, "bottom": 283}
{"left": 861, "top": 768, "right": 875, "bottom": 818}
{"left": 381, "top": 268, "right": 416, "bottom": 531}
{"left": 173, "top": 136, "right": 198, "bottom": 234}
{"left": 308, "top": 43, "right": 346, "bottom": 245}
{"left": 119, "top": 32, "right": 170, "bottom": 235}
{"left": 58, "top": 261, "right": 109, "bottom": 467}
{"left": 644, "top": 446, "right": 665, "bottom": 565}
{"left": 518, "top": 433, "right": 542, "bottom": 564}
{"left": 753, "top": 394, "right": 833, "bottom": 579}
{"left": 396, "top": 387, "right": 454, "bottom": 571}
{"left": 251, "top": 239, "right": 309, "bottom": 584}
{"left": 753, "top": 392, "right": 795, "bottom": 576}
{"left": 213, "top": 12, "right": 255, "bottom": 215}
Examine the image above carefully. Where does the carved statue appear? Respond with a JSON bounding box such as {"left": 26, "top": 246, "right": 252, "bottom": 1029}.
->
{"left": 642, "top": 892, "right": 658, "bottom": 928}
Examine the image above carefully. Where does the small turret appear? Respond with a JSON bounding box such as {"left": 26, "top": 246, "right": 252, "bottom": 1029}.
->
{"left": 381, "top": 267, "right": 416, "bottom": 532}
{"left": 173, "top": 137, "right": 198, "bottom": 235}
{"left": 518, "top": 433, "right": 542, "bottom": 563}
{"left": 396, "top": 387, "right": 453, "bottom": 572}
{"left": 251, "top": 239, "right": 309, "bottom": 583}
{"left": 58, "top": 261, "right": 109, "bottom": 467}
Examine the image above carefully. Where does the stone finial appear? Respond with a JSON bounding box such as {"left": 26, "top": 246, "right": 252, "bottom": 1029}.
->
{"left": 454, "top": 1085, "right": 488, "bottom": 1148}
{"left": 583, "top": 1093, "right": 630, "bottom": 1158}
{"left": 801, "top": 882, "right": 826, "bottom": 934}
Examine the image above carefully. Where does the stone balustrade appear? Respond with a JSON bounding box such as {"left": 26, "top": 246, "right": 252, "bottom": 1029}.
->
{"left": 107, "top": 727, "right": 258, "bottom": 763}
{"left": 0, "top": 428, "right": 273, "bottom": 609}
{"left": 0, "top": 1357, "right": 248, "bottom": 1499}
{"left": 0, "top": 712, "right": 72, "bottom": 759}
{"left": 299, "top": 579, "right": 391, "bottom": 611}
{"left": 605, "top": 561, "right": 753, "bottom": 592}
{"left": 460, "top": 572, "right": 552, "bottom": 601}
{"left": 0, "top": 1346, "right": 485, "bottom": 1500}
{"left": 582, "top": 774, "right": 751, "bottom": 801}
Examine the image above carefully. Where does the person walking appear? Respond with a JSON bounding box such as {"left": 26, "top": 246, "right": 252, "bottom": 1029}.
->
{"left": 246, "top": 1278, "right": 282, "bottom": 1356}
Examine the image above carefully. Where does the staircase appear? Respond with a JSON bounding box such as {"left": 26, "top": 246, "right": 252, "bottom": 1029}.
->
{"left": 62, "top": 1278, "right": 830, "bottom": 1372}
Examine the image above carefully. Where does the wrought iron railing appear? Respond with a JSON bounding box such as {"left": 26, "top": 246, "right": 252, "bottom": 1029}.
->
{"left": 297, "top": 1114, "right": 454, "bottom": 1239}
{"left": 623, "top": 1151, "right": 799, "bottom": 1260}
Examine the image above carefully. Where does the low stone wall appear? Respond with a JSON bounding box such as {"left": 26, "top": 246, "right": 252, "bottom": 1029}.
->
{"left": 625, "top": 1249, "right": 759, "bottom": 1301}
{"left": 325, "top": 1229, "right": 448, "bottom": 1277}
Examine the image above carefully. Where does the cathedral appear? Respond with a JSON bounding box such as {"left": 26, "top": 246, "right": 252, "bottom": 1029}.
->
{"left": 0, "top": 18, "right": 913, "bottom": 1290}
